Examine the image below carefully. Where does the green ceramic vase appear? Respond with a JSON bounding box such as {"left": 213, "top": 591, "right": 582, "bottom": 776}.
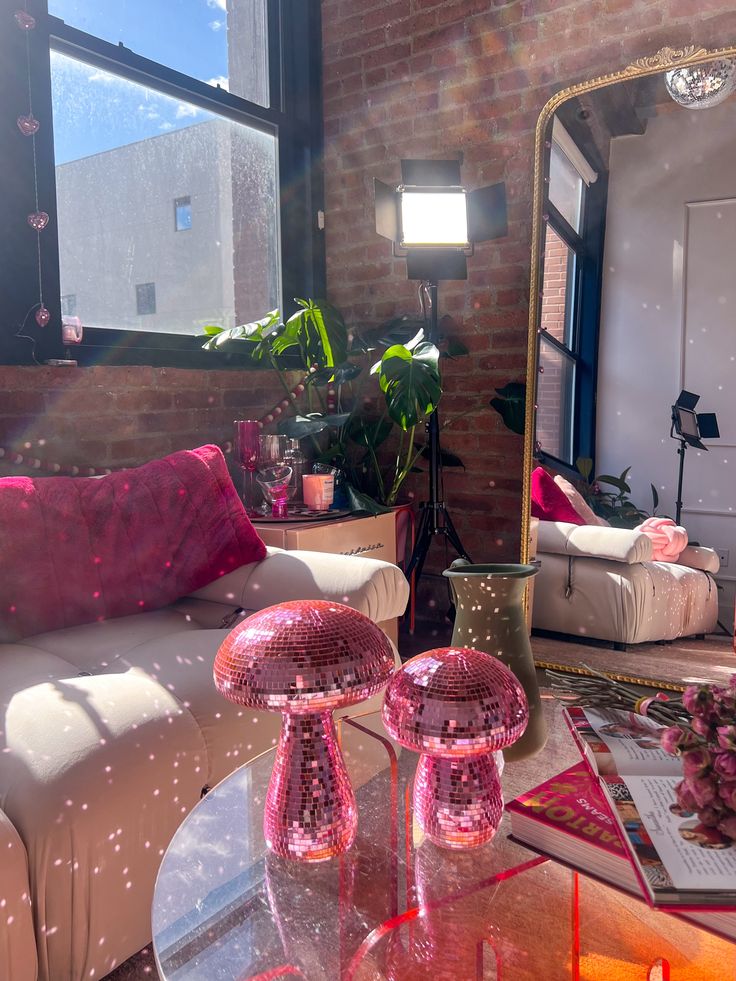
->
{"left": 442, "top": 560, "right": 547, "bottom": 761}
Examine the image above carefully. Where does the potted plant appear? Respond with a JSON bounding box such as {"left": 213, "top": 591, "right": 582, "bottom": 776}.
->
{"left": 202, "top": 301, "right": 467, "bottom": 521}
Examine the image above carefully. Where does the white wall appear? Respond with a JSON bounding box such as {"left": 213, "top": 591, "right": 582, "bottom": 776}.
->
{"left": 596, "top": 98, "right": 736, "bottom": 621}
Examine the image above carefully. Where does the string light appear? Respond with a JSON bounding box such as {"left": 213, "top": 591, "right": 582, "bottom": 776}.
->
{"left": 14, "top": 6, "right": 51, "bottom": 329}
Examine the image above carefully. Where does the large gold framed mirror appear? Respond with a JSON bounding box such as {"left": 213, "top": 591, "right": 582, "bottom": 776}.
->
{"left": 521, "top": 43, "right": 736, "bottom": 576}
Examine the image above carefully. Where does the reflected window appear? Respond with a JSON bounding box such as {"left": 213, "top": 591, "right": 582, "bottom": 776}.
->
{"left": 536, "top": 117, "right": 603, "bottom": 468}
{"left": 549, "top": 142, "right": 584, "bottom": 233}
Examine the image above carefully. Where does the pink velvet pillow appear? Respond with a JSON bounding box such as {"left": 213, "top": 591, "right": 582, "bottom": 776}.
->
{"left": 0, "top": 444, "right": 266, "bottom": 641}
{"left": 531, "top": 467, "right": 586, "bottom": 525}
{"left": 553, "top": 474, "right": 609, "bottom": 527}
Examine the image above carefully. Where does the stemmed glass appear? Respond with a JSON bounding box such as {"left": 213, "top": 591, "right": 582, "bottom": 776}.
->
{"left": 256, "top": 465, "right": 293, "bottom": 519}
{"left": 235, "top": 420, "right": 261, "bottom": 516}
{"left": 258, "top": 435, "right": 286, "bottom": 513}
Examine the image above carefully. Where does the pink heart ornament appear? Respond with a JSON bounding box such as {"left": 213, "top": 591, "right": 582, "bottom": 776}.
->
{"left": 35, "top": 306, "right": 50, "bottom": 328}
{"left": 13, "top": 9, "right": 36, "bottom": 29}
{"left": 17, "top": 114, "right": 40, "bottom": 136}
{"left": 27, "top": 211, "right": 49, "bottom": 231}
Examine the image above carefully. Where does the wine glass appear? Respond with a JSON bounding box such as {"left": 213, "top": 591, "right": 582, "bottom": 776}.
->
{"left": 256, "top": 465, "right": 293, "bottom": 519}
{"left": 235, "top": 420, "right": 261, "bottom": 515}
{"left": 258, "top": 435, "right": 286, "bottom": 512}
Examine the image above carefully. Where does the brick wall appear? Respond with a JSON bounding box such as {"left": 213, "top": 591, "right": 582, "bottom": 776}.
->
{"left": 321, "top": 0, "right": 736, "bottom": 569}
{"left": 0, "top": 365, "right": 281, "bottom": 477}
{"left": 536, "top": 225, "right": 569, "bottom": 458}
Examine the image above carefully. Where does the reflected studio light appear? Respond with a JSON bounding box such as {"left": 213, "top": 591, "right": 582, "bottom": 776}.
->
{"left": 399, "top": 188, "right": 469, "bottom": 248}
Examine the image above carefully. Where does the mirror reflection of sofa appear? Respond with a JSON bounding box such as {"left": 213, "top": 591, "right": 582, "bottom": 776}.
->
{"left": 0, "top": 446, "right": 409, "bottom": 981}
{"left": 530, "top": 467, "right": 720, "bottom": 647}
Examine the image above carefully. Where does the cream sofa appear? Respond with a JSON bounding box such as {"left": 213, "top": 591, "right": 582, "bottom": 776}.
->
{"left": 532, "top": 521, "right": 720, "bottom": 646}
{"left": 0, "top": 547, "right": 409, "bottom": 981}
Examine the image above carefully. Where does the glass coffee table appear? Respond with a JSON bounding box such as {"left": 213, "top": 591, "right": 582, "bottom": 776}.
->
{"left": 152, "top": 694, "right": 736, "bottom": 980}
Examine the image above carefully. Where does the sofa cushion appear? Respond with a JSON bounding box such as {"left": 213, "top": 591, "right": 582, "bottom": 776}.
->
{"left": 0, "top": 445, "right": 266, "bottom": 642}
{"left": 0, "top": 807, "right": 36, "bottom": 981}
{"left": 537, "top": 521, "right": 653, "bottom": 564}
{"left": 553, "top": 474, "right": 609, "bottom": 527}
{"left": 531, "top": 467, "right": 586, "bottom": 525}
{"left": 0, "top": 669, "right": 206, "bottom": 981}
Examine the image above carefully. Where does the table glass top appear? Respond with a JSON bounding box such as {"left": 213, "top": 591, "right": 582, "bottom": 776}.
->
{"left": 152, "top": 694, "right": 736, "bottom": 980}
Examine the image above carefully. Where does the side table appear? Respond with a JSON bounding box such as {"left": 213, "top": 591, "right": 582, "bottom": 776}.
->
{"left": 253, "top": 511, "right": 400, "bottom": 644}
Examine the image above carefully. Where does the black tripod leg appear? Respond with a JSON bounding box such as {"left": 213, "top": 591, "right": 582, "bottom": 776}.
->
{"left": 406, "top": 506, "right": 432, "bottom": 581}
{"left": 441, "top": 507, "right": 472, "bottom": 563}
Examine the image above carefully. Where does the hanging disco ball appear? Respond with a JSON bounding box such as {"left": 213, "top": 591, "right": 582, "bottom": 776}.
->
{"left": 664, "top": 58, "right": 736, "bottom": 109}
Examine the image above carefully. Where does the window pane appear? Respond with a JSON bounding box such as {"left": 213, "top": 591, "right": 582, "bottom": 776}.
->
{"left": 549, "top": 142, "right": 583, "bottom": 233}
{"left": 136, "top": 282, "right": 156, "bottom": 315}
{"left": 536, "top": 338, "right": 575, "bottom": 465}
{"left": 51, "top": 52, "right": 279, "bottom": 335}
{"left": 540, "top": 225, "right": 576, "bottom": 350}
{"left": 175, "top": 197, "right": 192, "bottom": 231}
{"left": 48, "top": 0, "right": 269, "bottom": 107}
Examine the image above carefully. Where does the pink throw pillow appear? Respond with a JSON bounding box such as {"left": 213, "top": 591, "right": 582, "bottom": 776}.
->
{"left": 553, "top": 474, "right": 609, "bottom": 527}
{"left": 635, "top": 516, "right": 688, "bottom": 563}
{"left": 0, "top": 444, "right": 266, "bottom": 641}
{"left": 531, "top": 467, "right": 586, "bottom": 525}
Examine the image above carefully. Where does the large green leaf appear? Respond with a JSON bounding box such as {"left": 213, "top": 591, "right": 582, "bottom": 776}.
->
{"left": 277, "top": 415, "right": 331, "bottom": 438}
{"left": 575, "top": 456, "right": 593, "bottom": 481}
{"left": 285, "top": 298, "right": 348, "bottom": 371}
{"left": 441, "top": 337, "right": 470, "bottom": 359}
{"left": 200, "top": 310, "right": 281, "bottom": 364}
{"left": 597, "top": 474, "right": 631, "bottom": 494}
{"left": 366, "top": 315, "right": 427, "bottom": 350}
{"left": 489, "top": 381, "right": 526, "bottom": 435}
{"left": 376, "top": 341, "right": 441, "bottom": 430}
{"left": 344, "top": 483, "right": 392, "bottom": 515}
{"left": 306, "top": 362, "right": 362, "bottom": 387}
{"left": 347, "top": 415, "right": 394, "bottom": 450}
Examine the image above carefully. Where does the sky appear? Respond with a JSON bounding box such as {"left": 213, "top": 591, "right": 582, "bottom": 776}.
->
{"left": 49, "top": 0, "right": 258, "bottom": 164}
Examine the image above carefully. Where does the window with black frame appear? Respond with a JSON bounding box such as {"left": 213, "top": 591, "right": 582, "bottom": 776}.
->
{"left": 536, "top": 118, "right": 605, "bottom": 470}
{"left": 1, "top": 0, "right": 324, "bottom": 366}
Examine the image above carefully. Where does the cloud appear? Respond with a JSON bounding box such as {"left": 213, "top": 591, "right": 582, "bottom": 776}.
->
{"left": 159, "top": 122, "right": 174, "bottom": 131}
{"left": 175, "top": 103, "right": 199, "bottom": 119}
{"left": 206, "top": 0, "right": 226, "bottom": 9}
{"left": 209, "top": 19, "right": 224, "bottom": 31}
{"left": 207, "top": 75, "right": 229, "bottom": 91}
{"left": 87, "top": 69, "right": 116, "bottom": 84}
{"left": 138, "top": 104, "right": 160, "bottom": 121}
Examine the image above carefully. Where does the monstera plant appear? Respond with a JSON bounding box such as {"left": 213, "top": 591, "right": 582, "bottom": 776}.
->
{"left": 202, "top": 300, "right": 454, "bottom": 511}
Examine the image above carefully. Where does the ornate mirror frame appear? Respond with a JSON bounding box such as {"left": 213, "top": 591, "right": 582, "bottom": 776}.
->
{"left": 520, "top": 43, "right": 736, "bottom": 563}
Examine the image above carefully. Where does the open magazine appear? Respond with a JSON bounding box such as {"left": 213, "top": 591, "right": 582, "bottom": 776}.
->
{"left": 505, "top": 762, "right": 736, "bottom": 941}
{"left": 565, "top": 706, "right": 736, "bottom": 909}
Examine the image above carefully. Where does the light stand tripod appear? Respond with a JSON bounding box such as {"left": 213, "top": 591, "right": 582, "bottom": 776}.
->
{"left": 405, "top": 282, "right": 472, "bottom": 588}
{"left": 673, "top": 428, "right": 687, "bottom": 527}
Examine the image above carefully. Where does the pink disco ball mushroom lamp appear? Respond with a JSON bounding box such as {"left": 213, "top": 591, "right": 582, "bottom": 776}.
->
{"left": 382, "top": 647, "right": 528, "bottom": 849}
{"left": 213, "top": 600, "right": 395, "bottom": 862}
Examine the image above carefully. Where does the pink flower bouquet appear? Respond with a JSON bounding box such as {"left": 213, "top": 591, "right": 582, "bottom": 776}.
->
{"left": 661, "top": 675, "right": 736, "bottom": 840}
